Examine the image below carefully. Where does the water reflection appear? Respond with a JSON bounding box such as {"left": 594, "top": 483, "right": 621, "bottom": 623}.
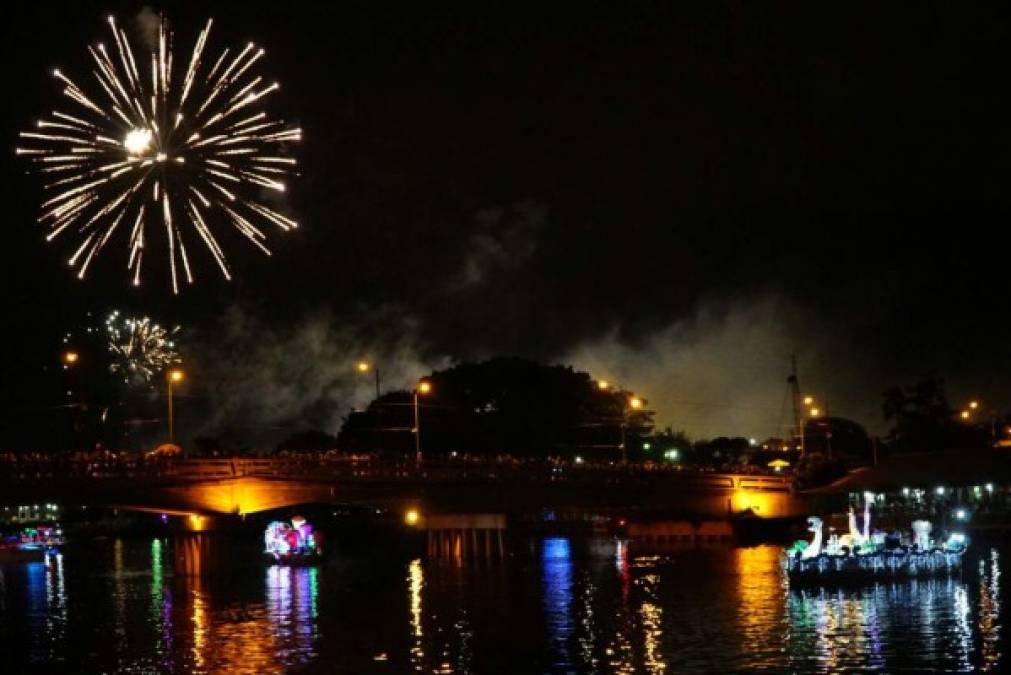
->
{"left": 542, "top": 537, "right": 575, "bottom": 670}
{"left": 150, "top": 538, "right": 174, "bottom": 668}
{"left": 45, "top": 553, "right": 68, "bottom": 651}
{"left": 788, "top": 576, "right": 981, "bottom": 671}
{"left": 980, "top": 547, "right": 1002, "bottom": 670}
{"left": 265, "top": 564, "right": 319, "bottom": 669}
{"left": 735, "top": 545, "right": 788, "bottom": 670}
{"left": 638, "top": 571, "right": 666, "bottom": 674}
{"left": 3, "top": 537, "right": 1011, "bottom": 672}
{"left": 407, "top": 558, "right": 425, "bottom": 671}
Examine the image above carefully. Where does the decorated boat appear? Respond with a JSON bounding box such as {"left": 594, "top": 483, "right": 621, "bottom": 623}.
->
{"left": 263, "top": 515, "right": 323, "bottom": 565}
{"left": 0, "top": 525, "right": 65, "bottom": 563}
{"left": 784, "top": 507, "right": 967, "bottom": 583}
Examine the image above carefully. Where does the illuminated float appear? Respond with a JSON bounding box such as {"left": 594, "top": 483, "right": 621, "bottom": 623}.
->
{"left": 263, "top": 516, "right": 323, "bottom": 565}
{"left": 785, "top": 506, "right": 967, "bottom": 583}
{"left": 0, "top": 525, "right": 65, "bottom": 562}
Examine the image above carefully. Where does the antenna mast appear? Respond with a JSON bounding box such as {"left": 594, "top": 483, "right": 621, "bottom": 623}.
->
{"left": 788, "top": 354, "right": 803, "bottom": 453}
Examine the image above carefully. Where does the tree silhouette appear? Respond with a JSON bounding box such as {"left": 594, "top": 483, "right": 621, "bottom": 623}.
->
{"left": 338, "top": 357, "right": 654, "bottom": 458}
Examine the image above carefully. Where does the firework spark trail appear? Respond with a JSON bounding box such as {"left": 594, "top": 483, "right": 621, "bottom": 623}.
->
{"left": 105, "top": 311, "right": 181, "bottom": 384}
{"left": 16, "top": 14, "right": 300, "bottom": 292}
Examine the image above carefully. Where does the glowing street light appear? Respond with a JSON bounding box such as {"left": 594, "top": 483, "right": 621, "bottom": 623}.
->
{"left": 404, "top": 509, "right": 420, "bottom": 526}
{"left": 620, "top": 395, "right": 646, "bottom": 465}
{"left": 597, "top": 380, "right": 610, "bottom": 391}
{"left": 167, "top": 368, "right": 185, "bottom": 445}
{"left": 356, "top": 360, "right": 381, "bottom": 399}
{"left": 62, "top": 351, "right": 79, "bottom": 366}
{"left": 809, "top": 407, "right": 821, "bottom": 418}
{"left": 803, "top": 396, "right": 814, "bottom": 406}
{"left": 413, "top": 380, "right": 433, "bottom": 463}
{"left": 960, "top": 410, "right": 971, "bottom": 420}
{"left": 970, "top": 401, "right": 979, "bottom": 410}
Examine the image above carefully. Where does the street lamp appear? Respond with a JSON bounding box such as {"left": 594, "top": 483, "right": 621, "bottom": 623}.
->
{"left": 356, "top": 361, "right": 384, "bottom": 452}
{"left": 167, "top": 368, "right": 185, "bottom": 445}
{"left": 413, "top": 380, "right": 432, "bottom": 464}
{"left": 62, "top": 351, "right": 79, "bottom": 367}
{"left": 620, "top": 395, "right": 645, "bottom": 465}
{"left": 356, "top": 361, "right": 381, "bottom": 399}
{"left": 802, "top": 396, "right": 832, "bottom": 456}
{"left": 597, "top": 380, "right": 610, "bottom": 391}
{"left": 961, "top": 399, "right": 998, "bottom": 445}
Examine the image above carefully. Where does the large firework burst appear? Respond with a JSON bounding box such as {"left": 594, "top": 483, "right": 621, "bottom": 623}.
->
{"left": 106, "top": 311, "right": 181, "bottom": 384}
{"left": 16, "top": 15, "right": 301, "bottom": 292}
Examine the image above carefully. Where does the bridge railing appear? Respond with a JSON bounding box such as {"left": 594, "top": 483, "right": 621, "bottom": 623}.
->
{"left": 1, "top": 455, "right": 796, "bottom": 490}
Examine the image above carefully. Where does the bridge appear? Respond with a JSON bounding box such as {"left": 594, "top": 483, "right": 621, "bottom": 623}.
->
{"left": 2, "top": 456, "right": 805, "bottom": 519}
{"left": 3, "top": 457, "right": 807, "bottom": 574}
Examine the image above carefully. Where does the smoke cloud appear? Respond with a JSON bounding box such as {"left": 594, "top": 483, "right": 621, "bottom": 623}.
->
{"left": 190, "top": 305, "right": 449, "bottom": 446}
{"left": 134, "top": 7, "right": 161, "bottom": 51}
{"left": 563, "top": 294, "right": 890, "bottom": 440}
{"left": 451, "top": 202, "right": 544, "bottom": 290}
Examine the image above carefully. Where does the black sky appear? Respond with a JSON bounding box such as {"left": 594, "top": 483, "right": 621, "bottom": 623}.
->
{"left": 3, "top": 1, "right": 1010, "bottom": 440}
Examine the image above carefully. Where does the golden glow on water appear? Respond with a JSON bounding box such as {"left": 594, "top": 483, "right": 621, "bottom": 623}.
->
{"left": 190, "top": 580, "right": 208, "bottom": 671}
{"left": 408, "top": 558, "right": 425, "bottom": 669}
{"left": 639, "top": 575, "right": 666, "bottom": 675}
{"left": 112, "top": 538, "right": 126, "bottom": 648}
{"left": 735, "top": 545, "right": 788, "bottom": 669}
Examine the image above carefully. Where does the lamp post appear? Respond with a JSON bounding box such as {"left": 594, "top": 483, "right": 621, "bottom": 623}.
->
{"left": 961, "top": 399, "right": 998, "bottom": 446}
{"left": 621, "top": 396, "right": 644, "bottom": 465}
{"left": 356, "top": 361, "right": 381, "bottom": 399}
{"left": 802, "top": 396, "right": 818, "bottom": 455}
{"left": 61, "top": 351, "right": 80, "bottom": 449}
{"left": 413, "top": 380, "right": 432, "bottom": 464}
{"left": 167, "top": 368, "right": 185, "bottom": 445}
{"left": 357, "top": 361, "right": 384, "bottom": 453}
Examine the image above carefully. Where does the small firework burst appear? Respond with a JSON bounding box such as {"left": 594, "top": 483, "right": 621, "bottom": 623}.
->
{"left": 105, "top": 310, "right": 181, "bottom": 384}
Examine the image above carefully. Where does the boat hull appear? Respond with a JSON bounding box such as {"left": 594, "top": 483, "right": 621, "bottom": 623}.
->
{"left": 786, "top": 548, "right": 966, "bottom": 584}
{"left": 0, "top": 546, "right": 50, "bottom": 563}
{"left": 263, "top": 552, "right": 324, "bottom": 567}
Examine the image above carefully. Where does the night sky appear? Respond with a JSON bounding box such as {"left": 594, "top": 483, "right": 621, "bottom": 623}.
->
{"left": 3, "top": 1, "right": 1010, "bottom": 442}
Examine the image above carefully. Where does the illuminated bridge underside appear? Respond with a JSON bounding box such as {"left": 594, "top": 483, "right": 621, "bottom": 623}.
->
{"left": 3, "top": 462, "right": 807, "bottom": 518}
{"left": 117, "top": 477, "right": 336, "bottom": 515}
{"left": 121, "top": 474, "right": 805, "bottom": 518}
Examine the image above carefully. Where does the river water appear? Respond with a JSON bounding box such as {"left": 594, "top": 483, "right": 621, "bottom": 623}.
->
{"left": 0, "top": 536, "right": 1004, "bottom": 673}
